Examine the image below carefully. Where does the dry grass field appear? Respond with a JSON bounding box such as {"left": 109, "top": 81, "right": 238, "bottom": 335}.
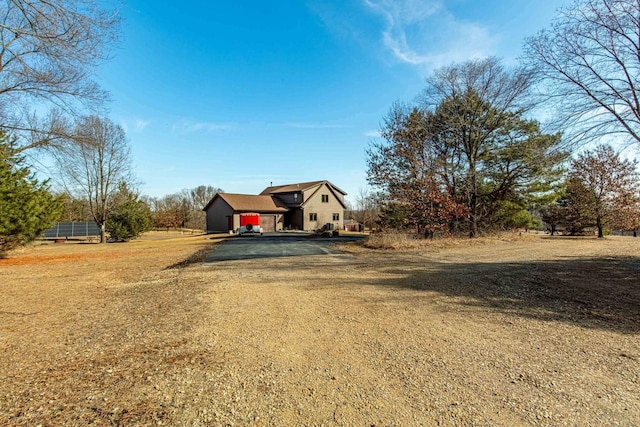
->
{"left": 1, "top": 231, "right": 639, "bottom": 426}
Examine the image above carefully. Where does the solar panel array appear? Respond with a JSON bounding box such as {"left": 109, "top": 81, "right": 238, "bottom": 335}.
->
{"left": 43, "top": 222, "right": 101, "bottom": 238}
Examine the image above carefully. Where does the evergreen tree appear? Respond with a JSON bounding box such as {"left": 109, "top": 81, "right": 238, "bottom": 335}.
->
{"left": 377, "top": 201, "right": 411, "bottom": 230}
{"left": 480, "top": 117, "right": 566, "bottom": 230}
{"left": 422, "top": 58, "right": 534, "bottom": 236}
{"left": 105, "top": 182, "right": 153, "bottom": 242}
{"left": 0, "top": 132, "right": 62, "bottom": 256}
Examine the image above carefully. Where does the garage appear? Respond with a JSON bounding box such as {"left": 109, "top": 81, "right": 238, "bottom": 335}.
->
{"left": 260, "top": 214, "right": 277, "bottom": 233}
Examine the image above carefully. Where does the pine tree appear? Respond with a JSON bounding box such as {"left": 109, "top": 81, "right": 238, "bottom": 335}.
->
{"left": 0, "top": 132, "right": 63, "bottom": 256}
{"left": 105, "top": 182, "right": 152, "bottom": 241}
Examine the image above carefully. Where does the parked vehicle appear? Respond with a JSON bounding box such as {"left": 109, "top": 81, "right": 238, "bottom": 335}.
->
{"left": 238, "top": 213, "right": 262, "bottom": 235}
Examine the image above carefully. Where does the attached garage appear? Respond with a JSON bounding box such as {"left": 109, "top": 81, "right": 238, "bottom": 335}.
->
{"left": 260, "top": 214, "right": 277, "bottom": 232}
{"left": 203, "top": 193, "right": 288, "bottom": 233}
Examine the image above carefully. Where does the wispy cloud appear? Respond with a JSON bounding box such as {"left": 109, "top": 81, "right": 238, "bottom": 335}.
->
{"left": 285, "top": 122, "right": 351, "bottom": 129}
{"left": 134, "top": 119, "right": 150, "bottom": 132}
{"left": 118, "top": 118, "right": 150, "bottom": 134}
{"left": 365, "top": 130, "right": 381, "bottom": 137}
{"left": 172, "top": 120, "right": 234, "bottom": 134}
{"left": 363, "top": 0, "right": 498, "bottom": 71}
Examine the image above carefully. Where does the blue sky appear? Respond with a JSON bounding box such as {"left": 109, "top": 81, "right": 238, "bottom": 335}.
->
{"left": 97, "top": 0, "right": 568, "bottom": 203}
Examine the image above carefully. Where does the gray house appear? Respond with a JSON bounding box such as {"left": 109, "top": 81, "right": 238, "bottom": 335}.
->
{"left": 203, "top": 180, "right": 347, "bottom": 233}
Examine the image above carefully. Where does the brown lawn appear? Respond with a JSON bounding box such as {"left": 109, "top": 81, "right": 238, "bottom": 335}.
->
{"left": 1, "top": 232, "right": 639, "bottom": 426}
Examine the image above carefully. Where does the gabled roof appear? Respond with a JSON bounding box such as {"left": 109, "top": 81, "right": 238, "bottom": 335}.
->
{"left": 300, "top": 181, "right": 348, "bottom": 210}
{"left": 260, "top": 180, "right": 347, "bottom": 195}
{"left": 203, "top": 193, "right": 289, "bottom": 213}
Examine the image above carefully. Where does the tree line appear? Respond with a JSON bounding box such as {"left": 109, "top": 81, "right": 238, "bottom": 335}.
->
{"left": 366, "top": 0, "right": 640, "bottom": 239}
{"left": 57, "top": 185, "right": 222, "bottom": 235}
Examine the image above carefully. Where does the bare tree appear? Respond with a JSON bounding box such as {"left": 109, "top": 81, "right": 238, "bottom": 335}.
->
{"left": 56, "top": 116, "right": 132, "bottom": 243}
{"left": 567, "top": 144, "right": 639, "bottom": 238}
{"left": 149, "top": 195, "right": 182, "bottom": 230}
{"left": 611, "top": 190, "right": 640, "bottom": 236}
{"left": 184, "top": 185, "right": 222, "bottom": 230}
{"left": 525, "top": 0, "right": 640, "bottom": 146}
{"left": 367, "top": 103, "right": 469, "bottom": 236}
{"left": 352, "top": 187, "right": 379, "bottom": 232}
{"left": 188, "top": 185, "right": 222, "bottom": 212}
{"left": 151, "top": 185, "right": 222, "bottom": 231}
{"left": 0, "top": 0, "right": 120, "bottom": 153}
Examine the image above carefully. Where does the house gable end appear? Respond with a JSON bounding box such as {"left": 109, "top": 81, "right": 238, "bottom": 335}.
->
{"left": 301, "top": 182, "right": 346, "bottom": 210}
{"left": 203, "top": 193, "right": 231, "bottom": 212}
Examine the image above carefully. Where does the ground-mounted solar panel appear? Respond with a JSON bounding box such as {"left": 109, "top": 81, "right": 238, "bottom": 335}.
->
{"left": 57, "top": 222, "right": 73, "bottom": 236}
{"left": 42, "top": 222, "right": 101, "bottom": 238}
{"left": 43, "top": 227, "right": 60, "bottom": 238}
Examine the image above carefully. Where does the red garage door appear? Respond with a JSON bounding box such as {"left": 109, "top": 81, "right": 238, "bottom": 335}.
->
{"left": 260, "top": 214, "right": 276, "bottom": 232}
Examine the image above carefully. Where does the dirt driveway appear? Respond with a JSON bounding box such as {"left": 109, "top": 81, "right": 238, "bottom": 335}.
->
{"left": 1, "top": 233, "right": 639, "bottom": 425}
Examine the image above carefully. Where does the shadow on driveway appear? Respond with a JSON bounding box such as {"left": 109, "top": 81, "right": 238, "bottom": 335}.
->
{"left": 205, "top": 233, "right": 365, "bottom": 262}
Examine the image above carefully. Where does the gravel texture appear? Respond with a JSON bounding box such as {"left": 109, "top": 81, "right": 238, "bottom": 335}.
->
{"left": 0, "top": 233, "right": 638, "bottom": 426}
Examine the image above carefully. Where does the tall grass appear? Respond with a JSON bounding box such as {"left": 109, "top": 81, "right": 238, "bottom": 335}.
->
{"left": 363, "top": 231, "right": 424, "bottom": 250}
{"left": 363, "top": 230, "right": 537, "bottom": 250}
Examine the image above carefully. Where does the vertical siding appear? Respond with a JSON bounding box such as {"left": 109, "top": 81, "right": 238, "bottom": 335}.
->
{"left": 205, "top": 198, "right": 234, "bottom": 233}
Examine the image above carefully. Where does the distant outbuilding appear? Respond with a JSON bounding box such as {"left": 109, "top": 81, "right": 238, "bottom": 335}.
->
{"left": 343, "top": 219, "right": 364, "bottom": 232}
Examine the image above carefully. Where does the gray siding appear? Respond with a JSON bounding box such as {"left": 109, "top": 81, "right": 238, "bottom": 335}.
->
{"left": 205, "top": 198, "right": 234, "bottom": 233}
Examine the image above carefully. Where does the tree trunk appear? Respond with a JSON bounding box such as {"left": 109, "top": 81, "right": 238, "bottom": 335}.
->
{"left": 469, "top": 193, "right": 478, "bottom": 237}
{"left": 100, "top": 222, "right": 106, "bottom": 243}
{"left": 468, "top": 164, "right": 478, "bottom": 238}
{"left": 596, "top": 216, "right": 604, "bottom": 238}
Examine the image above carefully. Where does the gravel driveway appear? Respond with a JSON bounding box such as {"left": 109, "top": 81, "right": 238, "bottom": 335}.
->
{"left": 2, "top": 234, "right": 638, "bottom": 425}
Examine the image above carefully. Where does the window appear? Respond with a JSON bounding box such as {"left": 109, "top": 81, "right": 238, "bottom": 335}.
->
{"left": 332, "top": 213, "right": 340, "bottom": 221}
{"left": 321, "top": 194, "right": 329, "bottom": 203}
{"left": 309, "top": 213, "right": 317, "bottom": 221}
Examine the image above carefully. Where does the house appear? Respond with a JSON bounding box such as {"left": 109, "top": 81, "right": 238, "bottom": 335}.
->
{"left": 203, "top": 180, "right": 347, "bottom": 233}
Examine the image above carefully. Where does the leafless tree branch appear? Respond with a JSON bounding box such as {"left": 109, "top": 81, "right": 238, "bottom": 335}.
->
{"left": 0, "top": 0, "right": 120, "bottom": 152}
{"left": 524, "top": 0, "right": 640, "bottom": 146}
